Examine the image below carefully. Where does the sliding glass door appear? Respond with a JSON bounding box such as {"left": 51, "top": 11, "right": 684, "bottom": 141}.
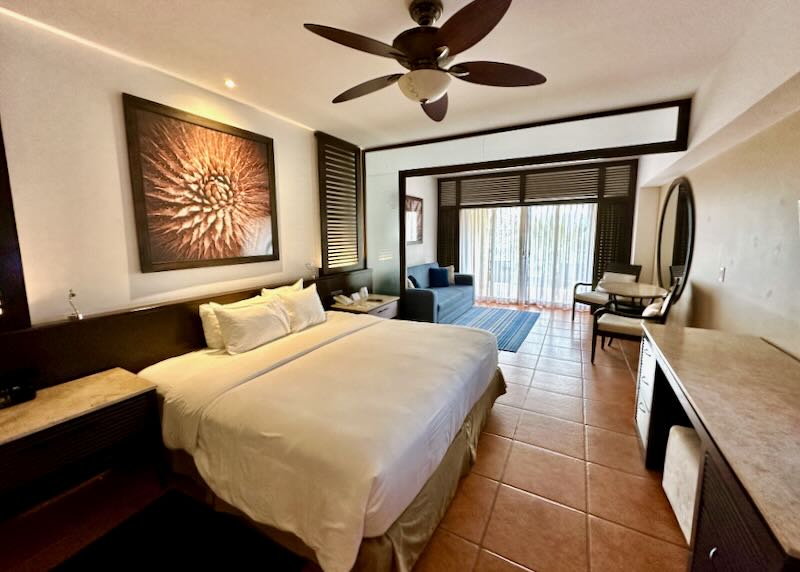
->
{"left": 460, "top": 203, "right": 596, "bottom": 307}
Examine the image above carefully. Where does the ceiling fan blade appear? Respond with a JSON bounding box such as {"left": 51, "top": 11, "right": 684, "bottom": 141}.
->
{"left": 449, "top": 61, "right": 546, "bottom": 86}
{"left": 422, "top": 93, "right": 448, "bottom": 122}
{"left": 436, "top": 0, "right": 512, "bottom": 56}
{"left": 304, "top": 24, "right": 406, "bottom": 59}
{"left": 333, "top": 74, "right": 404, "bottom": 103}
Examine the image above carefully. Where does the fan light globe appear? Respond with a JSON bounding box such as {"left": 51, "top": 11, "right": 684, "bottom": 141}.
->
{"left": 398, "top": 69, "right": 451, "bottom": 103}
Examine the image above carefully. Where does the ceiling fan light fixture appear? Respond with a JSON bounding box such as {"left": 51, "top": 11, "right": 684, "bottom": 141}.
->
{"left": 398, "top": 69, "right": 451, "bottom": 103}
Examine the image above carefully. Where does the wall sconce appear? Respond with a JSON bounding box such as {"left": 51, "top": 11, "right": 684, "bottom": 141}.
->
{"left": 0, "top": 289, "right": 4, "bottom": 317}
{"left": 305, "top": 263, "right": 319, "bottom": 281}
{"left": 68, "top": 289, "right": 83, "bottom": 320}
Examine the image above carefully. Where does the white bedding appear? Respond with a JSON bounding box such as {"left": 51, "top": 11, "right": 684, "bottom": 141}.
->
{"left": 140, "top": 311, "right": 497, "bottom": 572}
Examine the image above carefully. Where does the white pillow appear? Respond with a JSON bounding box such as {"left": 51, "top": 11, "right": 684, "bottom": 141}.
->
{"left": 444, "top": 265, "right": 456, "bottom": 285}
{"left": 213, "top": 299, "right": 290, "bottom": 355}
{"left": 278, "top": 284, "right": 326, "bottom": 332}
{"left": 601, "top": 271, "right": 637, "bottom": 283}
{"left": 199, "top": 295, "right": 266, "bottom": 349}
{"left": 406, "top": 277, "right": 416, "bottom": 289}
{"left": 642, "top": 300, "right": 663, "bottom": 317}
{"left": 262, "top": 279, "right": 303, "bottom": 299}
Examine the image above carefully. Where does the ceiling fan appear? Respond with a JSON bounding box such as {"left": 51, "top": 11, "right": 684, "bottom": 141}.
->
{"left": 304, "top": 0, "right": 546, "bottom": 122}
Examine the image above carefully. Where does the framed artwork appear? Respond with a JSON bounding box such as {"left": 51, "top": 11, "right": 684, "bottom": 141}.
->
{"left": 405, "top": 196, "right": 423, "bottom": 244}
{"left": 123, "top": 94, "right": 279, "bottom": 272}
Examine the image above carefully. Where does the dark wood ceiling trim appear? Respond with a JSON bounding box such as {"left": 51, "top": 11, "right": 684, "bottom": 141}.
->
{"left": 437, "top": 158, "right": 638, "bottom": 184}
{"left": 399, "top": 140, "right": 683, "bottom": 179}
{"left": 366, "top": 98, "right": 691, "bottom": 153}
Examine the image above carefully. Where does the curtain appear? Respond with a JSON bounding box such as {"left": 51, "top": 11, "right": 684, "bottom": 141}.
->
{"left": 460, "top": 203, "right": 597, "bottom": 307}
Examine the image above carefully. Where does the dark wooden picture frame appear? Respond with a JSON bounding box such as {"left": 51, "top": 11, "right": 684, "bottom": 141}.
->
{"left": 123, "top": 94, "right": 280, "bottom": 272}
{"left": 405, "top": 195, "right": 423, "bottom": 244}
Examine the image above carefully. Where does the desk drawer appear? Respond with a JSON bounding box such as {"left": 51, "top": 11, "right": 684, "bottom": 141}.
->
{"left": 635, "top": 401, "right": 651, "bottom": 448}
{"left": 637, "top": 339, "right": 657, "bottom": 410}
{"left": 635, "top": 339, "right": 657, "bottom": 447}
{"left": 371, "top": 301, "right": 398, "bottom": 319}
{"left": 691, "top": 455, "right": 784, "bottom": 572}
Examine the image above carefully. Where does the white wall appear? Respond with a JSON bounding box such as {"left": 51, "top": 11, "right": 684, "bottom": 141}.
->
{"left": 641, "top": 0, "right": 800, "bottom": 186}
{"left": 667, "top": 109, "right": 800, "bottom": 358}
{"left": 631, "top": 186, "right": 661, "bottom": 283}
{"left": 366, "top": 104, "right": 684, "bottom": 293}
{"left": 0, "top": 15, "right": 319, "bottom": 324}
{"left": 405, "top": 176, "right": 437, "bottom": 268}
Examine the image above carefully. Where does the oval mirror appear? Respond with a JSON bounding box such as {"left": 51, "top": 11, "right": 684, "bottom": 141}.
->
{"left": 657, "top": 177, "right": 695, "bottom": 301}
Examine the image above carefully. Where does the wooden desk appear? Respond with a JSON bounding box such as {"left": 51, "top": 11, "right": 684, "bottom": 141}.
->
{"left": 638, "top": 325, "right": 800, "bottom": 571}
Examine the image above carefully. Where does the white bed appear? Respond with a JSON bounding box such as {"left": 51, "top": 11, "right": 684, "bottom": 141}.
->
{"left": 140, "top": 311, "right": 498, "bottom": 572}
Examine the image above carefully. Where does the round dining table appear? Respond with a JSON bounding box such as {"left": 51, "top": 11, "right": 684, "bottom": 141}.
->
{"left": 597, "top": 281, "right": 667, "bottom": 304}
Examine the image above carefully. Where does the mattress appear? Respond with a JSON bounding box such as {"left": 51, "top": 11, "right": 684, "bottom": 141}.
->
{"left": 140, "top": 311, "right": 498, "bottom": 572}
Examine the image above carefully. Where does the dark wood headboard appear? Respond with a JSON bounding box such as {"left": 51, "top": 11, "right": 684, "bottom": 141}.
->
{"left": 0, "top": 269, "right": 372, "bottom": 390}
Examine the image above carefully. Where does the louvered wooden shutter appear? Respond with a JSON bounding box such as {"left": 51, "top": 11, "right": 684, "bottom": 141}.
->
{"left": 592, "top": 162, "right": 637, "bottom": 285}
{"left": 316, "top": 132, "right": 364, "bottom": 275}
{"left": 437, "top": 179, "right": 460, "bottom": 270}
{"left": 603, "top": 164, "right": 634, "bottom": 198}
{"left": 439, "top": 160, "right": 636, "bottom": 283}
{"left": 460, "top": 175, "right": 520, "bottom": 205}
{"left": 524, "top": 168, "right": 600, "bottom": 203}
{"left": 439, "top": 180, "right": 457, "bottom": 206}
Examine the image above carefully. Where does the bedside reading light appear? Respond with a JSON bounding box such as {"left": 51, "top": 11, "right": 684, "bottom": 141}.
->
{"left": 0, "top": 289, "right": 4, "bottom": 316}
{"left": 305, "top": 262, "right": 319, "bottom": 280}
{"left": 68, "top": 289, "right": 83, "bottom": 320}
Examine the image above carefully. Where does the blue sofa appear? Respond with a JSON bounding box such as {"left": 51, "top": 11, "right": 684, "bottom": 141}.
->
{"left": 404, "top": 262, "right": 474, "bottom": 323}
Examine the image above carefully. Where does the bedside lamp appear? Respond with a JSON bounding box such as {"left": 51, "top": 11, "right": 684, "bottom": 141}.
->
{"left": 68, "top": 289, "right": 83, "bottom": 320}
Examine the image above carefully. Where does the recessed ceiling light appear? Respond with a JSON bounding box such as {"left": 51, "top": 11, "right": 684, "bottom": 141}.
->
{"left": 224, "top": 78, "right": 236, "bottom": 89}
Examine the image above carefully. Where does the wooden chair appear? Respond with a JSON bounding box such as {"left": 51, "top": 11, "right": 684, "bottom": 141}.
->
{"left": 590, "top": 287, "right": 676, "bottom": 363}
{"left": 572, "top": 263, "right": 642, "bottom": 321}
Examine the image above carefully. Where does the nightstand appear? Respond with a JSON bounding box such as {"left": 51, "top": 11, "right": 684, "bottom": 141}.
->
{"left": 0, "top": 368, "right": 164, "bottom": 570}
{"left": 331, "top": 294, "right": 400, "bottom": 319}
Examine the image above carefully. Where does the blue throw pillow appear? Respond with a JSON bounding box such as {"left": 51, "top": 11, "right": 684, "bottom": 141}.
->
{"left": 429, "top": 267, "right": 449, "bottom": 288}
{"left": 408, "top": 275, "right": 420, "bottom": 288}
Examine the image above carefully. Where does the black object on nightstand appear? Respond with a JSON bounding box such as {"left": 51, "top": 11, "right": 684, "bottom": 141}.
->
{"left": 0, "top": 369, "right": 36, "bottom": 410}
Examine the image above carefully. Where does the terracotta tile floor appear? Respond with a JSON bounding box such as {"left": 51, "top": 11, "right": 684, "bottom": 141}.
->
{"left": 414, "top": 307, "right": 689, "bottom": 572}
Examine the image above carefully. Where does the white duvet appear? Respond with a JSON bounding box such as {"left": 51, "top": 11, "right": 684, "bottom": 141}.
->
{"left": 140, "top": 311, "right": 497, "bottom": 572}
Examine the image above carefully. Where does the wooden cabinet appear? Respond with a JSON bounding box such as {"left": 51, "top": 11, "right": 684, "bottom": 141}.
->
{"left": 692, "top": 455, "right": 785, "bottom": 572}
{"left": 639, "top": 326, "right": 800, "bottom": 572}
{"left": 370, "top": 299, "right": 399, "bottom": 319}
{"left": 0, "top": 369, "right": 163, "bottom": 570}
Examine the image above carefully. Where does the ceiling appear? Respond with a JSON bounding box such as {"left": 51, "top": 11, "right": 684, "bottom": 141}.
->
{"left": 0, "top": 0, "right": 757, "bottom": 147}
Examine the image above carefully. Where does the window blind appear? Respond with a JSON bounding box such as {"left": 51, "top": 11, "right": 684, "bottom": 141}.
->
{"left": 438, "top": 160, "right": 637, "bottom": 285}
{"left": 316, "top": 132, "right": 364, "bottom": 274}
{"left": 440, "top": 161, "right": 634, "bottom": 208}
{"left": 524, "top": 168, "right": 600, "bottom": 203}
{"left": 439, "top": 180, "right": 457, "bottom": 207}
{"left": 460, "top": 175, "right": 520, "bottom": 205}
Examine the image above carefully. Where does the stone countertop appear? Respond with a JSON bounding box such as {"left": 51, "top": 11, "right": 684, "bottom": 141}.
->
{"left": 644, "top": 324, "right": 800, "bottom": 558}
{"left": 0, "top": 368, "right": 154, "bottom": 446}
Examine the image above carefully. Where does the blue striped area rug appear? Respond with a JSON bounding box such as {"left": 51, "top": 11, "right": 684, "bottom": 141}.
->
{"left": 447, "top": 307, "right": 539, "bottom": 352}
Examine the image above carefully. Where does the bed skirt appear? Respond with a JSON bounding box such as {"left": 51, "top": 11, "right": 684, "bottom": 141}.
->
{"left": 167, "top": 367, "right": 506, "bottom": 572}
